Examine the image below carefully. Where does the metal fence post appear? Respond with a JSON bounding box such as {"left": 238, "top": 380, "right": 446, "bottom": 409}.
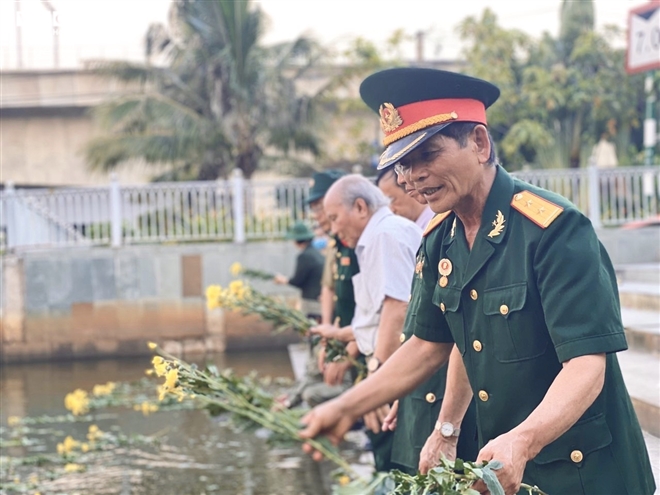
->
{"left": 5, "top": 181, "right": 17, "bottom": 250}
{"left": 587, "top": 165, "right": 602, "bottom": 229}
{"left": 231, "top": 168, "right": 246, "bottom": 244}
{"left": 109, "top": 174, "right": 122, "bottom": 247}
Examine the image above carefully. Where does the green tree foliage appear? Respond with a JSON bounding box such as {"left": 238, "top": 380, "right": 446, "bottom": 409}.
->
{"left": 458, "top": 4, "right": 647, "bottom": 169}
{"left": 85, "top": 0, "right": 336, "bottom": 180}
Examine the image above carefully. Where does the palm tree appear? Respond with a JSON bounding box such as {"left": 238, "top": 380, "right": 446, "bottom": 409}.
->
{"left": 85, "top": 0, "right": 330, "bottom": 180}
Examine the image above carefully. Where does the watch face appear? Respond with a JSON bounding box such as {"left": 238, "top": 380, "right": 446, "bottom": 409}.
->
{"left": 440, "top": 423, "right": 454, "bottom": 437}
{"left": 367, "top": 358, "right": 379, "bottom": 372}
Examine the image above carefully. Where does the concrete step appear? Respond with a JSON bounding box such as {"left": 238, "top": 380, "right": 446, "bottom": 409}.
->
{"left": 619, "top": 281, "right": 660, "bottom": 311}
{"left": 616, "top": 263, "right": 660, "bottom": 285}
{"left": 622, "top": 307, "right": 660, "bottom": 354}
{"left": 618, "top": 348, "right": 660, "bottom": 437}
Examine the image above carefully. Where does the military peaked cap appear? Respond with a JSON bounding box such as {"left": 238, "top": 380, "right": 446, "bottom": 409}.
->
{"left": 359, "top": 68, "right": 500, "bottom": 170}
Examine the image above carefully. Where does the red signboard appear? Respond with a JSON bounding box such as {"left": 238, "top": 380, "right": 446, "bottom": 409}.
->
{"left": 626, "top": 0, "right": 660, "bottom": 74}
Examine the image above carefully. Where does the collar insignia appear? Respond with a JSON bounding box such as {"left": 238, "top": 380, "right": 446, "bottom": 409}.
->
{"left": 488, "top": 210, "right": 505, "bottom": 238}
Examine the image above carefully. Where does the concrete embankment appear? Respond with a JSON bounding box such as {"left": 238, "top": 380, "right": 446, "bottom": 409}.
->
{"left": 1, "top": 241, "right": 302, "bottom": 363}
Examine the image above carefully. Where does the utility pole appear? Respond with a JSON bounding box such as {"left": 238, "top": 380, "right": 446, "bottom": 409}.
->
{"left": 41, "top": 0, "right": 59, "bottom": 68}
{"left": 644, "top": 74, "right": 657, "bottom": 165}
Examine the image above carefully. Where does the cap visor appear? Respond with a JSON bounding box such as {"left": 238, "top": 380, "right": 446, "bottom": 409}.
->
{"left": 377, "top": 123, "right": 449, "bottom": 170}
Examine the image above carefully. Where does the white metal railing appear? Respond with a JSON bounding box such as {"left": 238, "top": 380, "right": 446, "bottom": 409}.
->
{"left": 1, "top": 166, "right": 658, "bottom": 251}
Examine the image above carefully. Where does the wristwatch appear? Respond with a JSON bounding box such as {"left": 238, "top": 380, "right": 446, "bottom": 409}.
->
{"left": 367, "top": 356, "right": 381, "bottom": 373}
{"left": 435, "top": 421, "right": 460, "bottom": 438}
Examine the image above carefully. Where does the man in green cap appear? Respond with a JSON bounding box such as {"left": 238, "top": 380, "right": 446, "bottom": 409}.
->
{"left": 277, "top": 170, "right": 354, "bottom": 409}
{"left": 299, "top": 68, "right": 655, "bottom": 495}
{"left": 274, "top": 221, "right": 324, "bottom": 320}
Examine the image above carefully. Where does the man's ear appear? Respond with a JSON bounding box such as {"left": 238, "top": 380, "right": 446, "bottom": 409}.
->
{"left": 354, "top": 198, "right": 369, "bottom": 217}
{"left": 472, "top": 124, "right": 491, "bottom": 164}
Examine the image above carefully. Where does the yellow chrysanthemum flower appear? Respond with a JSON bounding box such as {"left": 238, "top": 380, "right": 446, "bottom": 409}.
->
{"left": 64, "top": 389, "right": 90, "bottom": 416}
{"left": 7, "top": 416, "right": 21, "bottom": 427}
{"left": 92, "top": 381, "right": 116, "bottom": 397}
{"left": 147, "top": 342, "right": 157, "bottom": 350}
{"left": 137, "top": 401, "right": 159, "bottom": 416}
{"left": 338, "top": 475, "right": 351, "bottom": 486}
{"left": 81, "top": 443, "right": 90, "bottom": 453}
{"left": 152, "top": 356, "right": 168, "bottom": 377}
{"left": 229, "top": 262, "right": 243, "bottom": 277}
{"left": 64, "top": 463, "right": 84, "bottom": 473}
{"left": 228, "top": 279, "right": 248, "bottom": 300}
{"left": 87, "top": 424, "right": 103, "bottom": 442}
{"left": 206, "top": 284, "right": 224, "bottom": 310}
{"left": 58, "top": 435, "right": 79, "bottom": 455}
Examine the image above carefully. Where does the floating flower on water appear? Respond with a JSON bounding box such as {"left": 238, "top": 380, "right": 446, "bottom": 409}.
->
{"left": 147, "top": 341, "right": 158, "bottom": 350}
{"left": 92, "top": 381, "right": 116, "bottom": 396}
{"left": 205, "top": 284, "right": 223, "bottom": 310}
{"left": 64, "top": 389, "right": 89, "bottom": 416}
{"left": 134, "top": 401, "right": 159, "bottom": 416}
{"left": 7, "top": 416, "right": 21, "bottom": 427}
{"left": 64, "top": 463, "right": 84, "bottom": 473}
{"left": 230, "top": 262, "right": 243, "bottom": 277}
{"left": 57, "top": 435, "right": 79, "bottom": 456}
{"left": 87, "top": 424, "right": 103, "bottom": 442}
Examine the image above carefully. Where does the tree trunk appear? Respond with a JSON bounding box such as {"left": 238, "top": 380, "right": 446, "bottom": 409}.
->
{"left": 569, "top": 108, "right": 585, "bottom": 169}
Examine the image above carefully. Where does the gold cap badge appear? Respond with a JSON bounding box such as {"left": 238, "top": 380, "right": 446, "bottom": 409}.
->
{"left": 379, "top": 102, "right": 403, "bottom": 133}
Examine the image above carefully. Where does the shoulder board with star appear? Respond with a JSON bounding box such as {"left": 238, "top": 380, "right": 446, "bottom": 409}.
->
{"left": 423, "top": 211, "right": 452, "bottom": 237}
{"left": 511, "top": 190, "right": 563, "bottom": 228}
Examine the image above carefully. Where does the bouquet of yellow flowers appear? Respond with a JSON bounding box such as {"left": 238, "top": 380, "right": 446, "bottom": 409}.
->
{"left": 206, "top": 281, "right": 366, "bottom": 378}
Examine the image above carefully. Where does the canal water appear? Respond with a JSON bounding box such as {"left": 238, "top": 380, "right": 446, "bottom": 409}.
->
{"left": 1, "top": 351, "right": 336, "bottom": 495}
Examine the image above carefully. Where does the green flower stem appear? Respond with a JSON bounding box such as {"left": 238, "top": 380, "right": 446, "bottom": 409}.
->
{"left": 155, "top": 347, "right": 361, "bottom": 479}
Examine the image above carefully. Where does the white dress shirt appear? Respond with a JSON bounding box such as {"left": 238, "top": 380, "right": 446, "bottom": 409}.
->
{"left": 351, "top": 206, "right": 422, "bottom": 356}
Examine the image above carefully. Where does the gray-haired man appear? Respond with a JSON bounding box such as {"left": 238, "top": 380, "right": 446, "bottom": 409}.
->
{"left": 310, "top": 174, "right": 421, "bottom": 471}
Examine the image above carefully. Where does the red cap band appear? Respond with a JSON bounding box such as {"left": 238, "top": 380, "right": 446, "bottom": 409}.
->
{"left": 380, "top": 98, "right": 487, "bottom": 146}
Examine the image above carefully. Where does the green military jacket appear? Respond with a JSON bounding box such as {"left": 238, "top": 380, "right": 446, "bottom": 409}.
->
{"left": 333, "top": 238, "right": 359, "bottom": 327}
{"left": 413, "top": 166, "right": 655, "bottom": 494}
{"left": 392, "top": 218, "right": 479, "bottom": 472}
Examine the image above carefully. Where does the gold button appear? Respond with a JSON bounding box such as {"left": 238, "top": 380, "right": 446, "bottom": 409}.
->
{"left": 515, "top": 193, "right": 523, "bottom": 201}
{"left": 425, "top": 393, "right": 436, "bottom": 403}
{"left": 570, "top": 450, "right": 583, "bottom": 463}
{"left": 340, "top": 274, "right": 345, "bottom": 280}
{"left": 440, "top": 302, "right": 446, "bottom": 312}
{"left": 470, "top": 289, "right": 478, "bottom": 300}
{"left": 333, "top": 295, "right": 338, "bottom": 302}
{"left": 336, "top": 252, "right": 341, "bottom": 258}
{"left": 399, "top": 333, "right": 406, "bottom": 343}
{"left": 478, "top": 390, "right": 489, "bottom": 402}
{"left": 500, "top": 304, "right": 509, "bottom": 315}
{"left": 473, "top": 340, "right": 482, "bottom": 352}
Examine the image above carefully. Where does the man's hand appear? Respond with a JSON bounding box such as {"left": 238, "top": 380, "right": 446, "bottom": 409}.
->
{"left": 381, "top": 400, "right": 399, "bottom": 431}
{"left": 363, "top": 404, "right": 390, "bottom": 434}
{"left": 310, "top": 323, "right": 340, "bottom": 340}
{"left": 299, "top": 399, "right": 357, "bottom": 461}
{"left": 419, "top": 430, "right": 458, "bottom": 474}
{"left": 471, "top": 431, "right": 531, "bottom": 495}
{"left": 316, "top": 344, "right": 327, "bottom": 373}
{"left": 273, "top": 274, "right": 288, "bottom": 285}
{"left": 323, "top": 360, "right": 351, "bottom": 386}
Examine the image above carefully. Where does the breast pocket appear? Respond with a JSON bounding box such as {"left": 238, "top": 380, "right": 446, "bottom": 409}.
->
{"left": 483, "top": 282, "right": 548, "bottom": 363}
{"left": 433, "top": 286, "right": 465, "bottom": 354}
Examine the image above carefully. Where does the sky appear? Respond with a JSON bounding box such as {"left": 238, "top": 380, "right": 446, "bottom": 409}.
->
{"left": 0, "top": 0, "right": 645, "bottom": 70}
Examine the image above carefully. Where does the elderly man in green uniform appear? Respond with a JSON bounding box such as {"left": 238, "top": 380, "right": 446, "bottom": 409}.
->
{"left": 300, "top": 68, "right": 656, "bottom": 495}
{"left": 378, "top": 170, "right": 480, "bottom": 474}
